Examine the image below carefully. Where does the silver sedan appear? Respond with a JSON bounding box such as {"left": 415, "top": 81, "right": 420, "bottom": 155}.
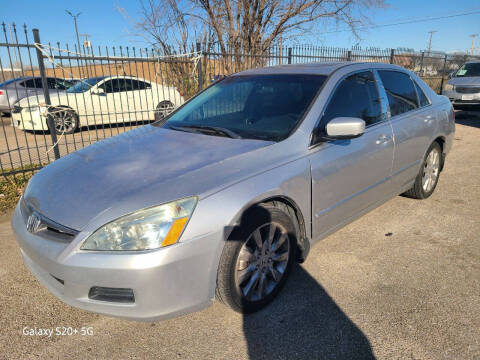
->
{"left": 12, "top": 62, "right": 455, "bottom": 321}
{"left": 0, "top": 76, "right": 74, "bottom": 115}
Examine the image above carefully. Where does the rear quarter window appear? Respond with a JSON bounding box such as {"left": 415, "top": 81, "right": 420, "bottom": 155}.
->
{"left": 413, "top": 81, "right": 430, "bottom": 107}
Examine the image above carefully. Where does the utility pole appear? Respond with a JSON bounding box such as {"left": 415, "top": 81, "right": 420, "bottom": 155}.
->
{"left": 65, "top": 10, "right": 83, "bottom": 78}
{"left": 80, "top": 34, "right": 92, "bottom": 57}
{"left": 427, "top": 30, "right": 437, "bottom": 56}
{"left": 470, "top": 34, "right": 479, "bottom": 55}
{"left": 65, "top": 10, "right": 82, "bottom": 55}
{"left": 80, "top": 34, "right": 91, "bottom": 47}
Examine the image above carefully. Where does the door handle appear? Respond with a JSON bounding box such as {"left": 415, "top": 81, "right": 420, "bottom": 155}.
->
{"left": 376, "top": 134, "right": 391, "bottom": 145}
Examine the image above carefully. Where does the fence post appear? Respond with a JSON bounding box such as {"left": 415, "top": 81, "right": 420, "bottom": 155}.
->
{"left": 33, "top": 28, "right": 60, "bottom": 160}
{"left": 196, "top": 42, "right": 203, "bottom": 92}
{"left": 419, "top": 51, "right": 425, "bottom": 75}
{"left": 287, "top": 47, "right": 292, "bottom": 64}
{"left": 389, "top": 49, "right": 395, "bottom": 64}
{"left": 439, "top": 54, "right": 448, "bottom": 93}
{"left": 347, "top": 50, "right": 352, "bottom": 61}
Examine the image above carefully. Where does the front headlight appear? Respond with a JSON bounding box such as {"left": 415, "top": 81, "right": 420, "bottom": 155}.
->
{"left": 81, "top": 197, "right": 197, "bottom": 251}
{"left": 444, "top": 83, "right": 454, "bottom": 91}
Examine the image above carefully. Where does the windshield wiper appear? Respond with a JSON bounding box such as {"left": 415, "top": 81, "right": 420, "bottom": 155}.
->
{"left": 167, "top": 124, "right": 242, "bottom": 139}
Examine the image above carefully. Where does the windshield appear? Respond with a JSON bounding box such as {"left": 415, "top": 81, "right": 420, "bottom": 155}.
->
{"left": 67, "top": 77, "right": 105, "bottom": 93}
{"left": 162, "top": 74, "right": 326, "bottom": 141}
{"left": 455, "top": 62, "right": 480, "bottom": 77}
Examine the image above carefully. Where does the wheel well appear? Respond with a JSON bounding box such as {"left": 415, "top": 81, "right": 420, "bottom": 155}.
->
{"left": 434, "top": 136, "right": 446, "bottom": 171}
{"left": 239, "top": 196, "right": 309, "bottom": 263}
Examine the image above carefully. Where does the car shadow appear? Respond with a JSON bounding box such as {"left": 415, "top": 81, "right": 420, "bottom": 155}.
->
{"left": 242, "top": 265, "right": 375, "bottom": 360}
{"left": 455, "top": 109, "right": 480, "bottom": 129}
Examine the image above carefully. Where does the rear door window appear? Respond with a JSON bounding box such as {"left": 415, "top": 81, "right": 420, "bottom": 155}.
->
{"left": 378, "top": 70, "right": 418, "bottom": 116}
{"left": 322, "top": 71, "right": 382, "bottom": 127}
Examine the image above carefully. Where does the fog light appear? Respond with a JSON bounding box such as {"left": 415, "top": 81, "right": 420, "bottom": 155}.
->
{"left": 88, "top": 286, "right": 135, "bottom": 303}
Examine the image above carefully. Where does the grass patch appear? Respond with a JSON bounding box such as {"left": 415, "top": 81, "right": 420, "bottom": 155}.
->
{"left": 0, "top": 167, "right": 39, "bottom": 214}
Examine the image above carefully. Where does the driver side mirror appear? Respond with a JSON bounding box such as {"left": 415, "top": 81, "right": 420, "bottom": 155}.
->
{"left": 92, "top": 88, "right": 106, "bottom": 96}
{"left": 325, "top": 117, "right": 366, "bottom": 139}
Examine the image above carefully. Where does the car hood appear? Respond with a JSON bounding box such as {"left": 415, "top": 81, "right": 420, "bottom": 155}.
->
{"left": 447, "top": 76, "right": 480, "bottom": 86}
{"left": 23, "top": 125, "right": 274, "bottom": 230}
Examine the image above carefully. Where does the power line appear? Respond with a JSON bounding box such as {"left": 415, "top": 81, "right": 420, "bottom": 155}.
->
{"left": 319, "top": 9, "right": 480, "bottom": 34}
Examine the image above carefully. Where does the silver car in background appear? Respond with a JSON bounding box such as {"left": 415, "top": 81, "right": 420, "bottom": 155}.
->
{"left": 443, "top": 60, "right": 480, "bottom": 107}
{"left": 12, "top": 62, "right": 454, "bottom": 321}
{"left": 0, "top": 76, "right": 75, "bottom": 115}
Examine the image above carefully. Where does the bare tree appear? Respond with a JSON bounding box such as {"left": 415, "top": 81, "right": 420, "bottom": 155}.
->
{"left": 119, "top": 0, "right": 214, "bottom": 97}
{"left": 120, "top": 0, "right": 385, "bottom": 92}
{"left": 196, "top": 0, "right": 383, "bottom": 55}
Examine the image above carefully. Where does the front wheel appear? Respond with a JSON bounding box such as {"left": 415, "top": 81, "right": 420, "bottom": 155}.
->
{"left": 216, "top": 202, "right": 296, "bottom": 313}
{"left": 49, "top": 107, "right": 79, "bottom": 135}
{"left": 403, "top": 142, "right": 442, "bottom": 199}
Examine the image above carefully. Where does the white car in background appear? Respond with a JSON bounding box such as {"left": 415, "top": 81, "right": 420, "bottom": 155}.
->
{"left": 12, "top": 76, "right": 184, "bottom": 134}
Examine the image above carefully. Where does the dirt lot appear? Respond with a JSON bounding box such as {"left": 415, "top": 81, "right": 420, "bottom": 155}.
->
{"left": 0, "top": 113, "right": 479, "bottom": 360}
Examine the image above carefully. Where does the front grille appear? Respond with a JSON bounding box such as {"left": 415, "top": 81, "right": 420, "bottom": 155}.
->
{"left": 12, "top": 105, "right": 22, "bottom": 113}
{"left": 20, "top": 199, "right": 79, "bottom": 240}
{"left": 88, "top": 287, "right": 135, "bottom": 303}
{"left": 456, "top": 86, "right": 480, "bottom": 94}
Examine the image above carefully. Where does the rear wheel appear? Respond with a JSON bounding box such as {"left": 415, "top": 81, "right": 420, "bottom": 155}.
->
{"left": 216, "top": 202, "right": 296, "bottom": 313}
{"left": 403, "top": 142, "right": 442, "bottom": 199}
{"left": 154, "top": 101, "right": 174, "bottom": 123}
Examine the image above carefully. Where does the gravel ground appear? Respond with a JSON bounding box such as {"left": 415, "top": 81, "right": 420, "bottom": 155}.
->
{"left": 0, "top": 112, "right": 479, "bottom": 360}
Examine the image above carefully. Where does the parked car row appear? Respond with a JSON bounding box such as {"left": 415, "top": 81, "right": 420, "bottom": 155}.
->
{"left": 1, "top": 76, "right": 184, "bottom": 134}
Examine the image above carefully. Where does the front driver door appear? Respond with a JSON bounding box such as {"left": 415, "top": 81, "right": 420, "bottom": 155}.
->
{"left": 308, "top": 70, "right": 394, "bottom": 239}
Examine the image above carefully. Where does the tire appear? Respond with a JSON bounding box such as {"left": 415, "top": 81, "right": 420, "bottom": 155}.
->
{"left": 403, "top": 142, "right": 442, "bottom": 199}
{"left": 49, "top": 107, "right": 79, "bottom": 135}
{"left": 154, "top": 101, "right": 174, "bottom": 123}
{"left": 216, "top": 202, "right": 297, "bottom": 313}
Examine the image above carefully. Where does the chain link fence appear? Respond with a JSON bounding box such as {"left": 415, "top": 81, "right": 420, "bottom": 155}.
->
{"left": 1, "top": 22, "right": 479, "bottom": 177}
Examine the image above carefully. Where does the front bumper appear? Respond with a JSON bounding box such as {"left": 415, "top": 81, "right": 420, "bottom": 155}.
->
{"left": 443, "top": 89, "right": 480, "bottom": 105}
{"left": 11, "top": 109, "right": 48, "bottom": 131}
{"left": 11, "top": 203, "right": 223, "bottom": 321}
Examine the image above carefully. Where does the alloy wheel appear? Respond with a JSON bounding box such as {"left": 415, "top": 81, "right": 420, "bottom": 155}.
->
{"left": 235, "top": 222, "right": 290, "bottom": 302}
{"left": 53, "top": 109, "right": 76, "bottom": 134}
{"left": 154, "top": 101, "right": 174, "bottom": 121}
{"left": 422, "top": 147, "right": 440, "bottom": 192}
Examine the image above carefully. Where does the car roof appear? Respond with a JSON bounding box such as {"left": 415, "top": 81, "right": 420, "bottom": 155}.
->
{"left": 233, "top": 61, "right": 407, "bottom": 76}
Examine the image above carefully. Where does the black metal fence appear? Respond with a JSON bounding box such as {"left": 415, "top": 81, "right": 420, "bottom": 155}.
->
{"left": 1, "top": 23, "right": 479, "bottom": 177}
